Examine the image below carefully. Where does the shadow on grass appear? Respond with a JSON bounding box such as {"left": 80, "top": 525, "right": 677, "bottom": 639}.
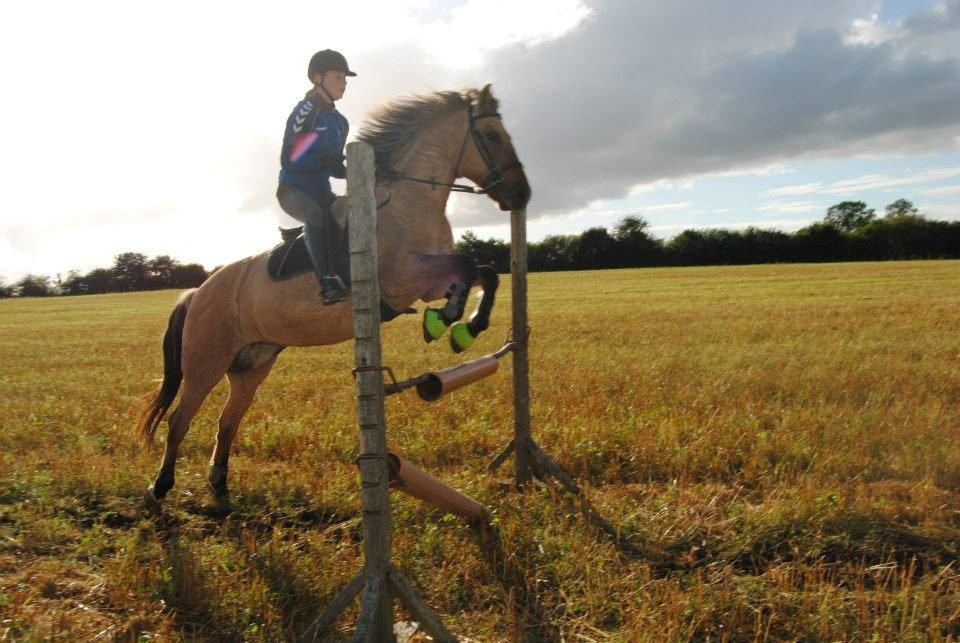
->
{"left": 472, "top": 520, "right": 561, "bottom": 643}
{"left": 150, "top": 514, "right": 223, "bottom": 639}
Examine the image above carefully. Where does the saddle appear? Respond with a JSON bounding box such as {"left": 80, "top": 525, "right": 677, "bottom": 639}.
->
{"left": 266, "top": 226, "right": 414, "bottom": 321}
{"left": 266, "top": 226, "right": 349, "bottom": 282}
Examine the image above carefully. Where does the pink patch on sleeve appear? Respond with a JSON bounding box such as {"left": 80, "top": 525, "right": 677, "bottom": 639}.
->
{"left": 290, "top": 131, "right": 319, "bottom": 163}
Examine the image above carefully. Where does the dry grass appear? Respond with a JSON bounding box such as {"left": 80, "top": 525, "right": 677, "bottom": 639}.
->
{"left": 1, "top": 260, "right": 959, "bottom": 641}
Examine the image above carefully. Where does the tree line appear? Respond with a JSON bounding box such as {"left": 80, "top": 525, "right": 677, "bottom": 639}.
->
{"left": 2, "top": 199, "right": 957, "bottom": 298}
{"left": 454, "top": 199, "right": 960, "bottom": 272}
{"left": 0, "top": 253, "right": 208, "bottom": 298}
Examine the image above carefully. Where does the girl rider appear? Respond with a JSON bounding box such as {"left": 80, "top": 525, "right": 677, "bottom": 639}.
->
{"left": 276, "top": 49, "right": 355, "bottom": 305}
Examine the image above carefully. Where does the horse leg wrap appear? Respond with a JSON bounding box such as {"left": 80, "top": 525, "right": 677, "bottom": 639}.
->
{"left": 208, "top": 464, "right": 228, "bottom": 498}
{"left": 423, "top": 282, "right": 467, "bottom": 342}
{"left": 449, "top": 321, "right": 477, "bottom": 353}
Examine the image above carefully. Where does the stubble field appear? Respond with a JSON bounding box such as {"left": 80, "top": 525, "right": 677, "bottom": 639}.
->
{"left": 1, "top": 260, "right": 959, "bottom": 641}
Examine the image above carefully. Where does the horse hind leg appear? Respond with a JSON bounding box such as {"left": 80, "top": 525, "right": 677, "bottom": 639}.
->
{"left": 421, "top": 254, "right": 477, "bottom": 346}
{"left": 207, "top": 345, "right": 282, "bottom": 510}
{"left": 145, "top": 373, "right": 220, "bottom": 509}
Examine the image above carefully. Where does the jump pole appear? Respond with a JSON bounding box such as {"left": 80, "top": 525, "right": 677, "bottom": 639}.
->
{"left": 299, "top": 141, "right": 457, "bottom": 643}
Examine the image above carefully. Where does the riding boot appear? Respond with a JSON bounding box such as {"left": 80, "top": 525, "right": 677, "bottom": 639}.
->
{"left": 303, "top": 222, "right": 347, "bottom": 305}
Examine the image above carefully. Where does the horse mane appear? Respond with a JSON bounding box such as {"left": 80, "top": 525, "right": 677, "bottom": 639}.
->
{"left": 357, "top": 87, "right": 499, "bottom": 170}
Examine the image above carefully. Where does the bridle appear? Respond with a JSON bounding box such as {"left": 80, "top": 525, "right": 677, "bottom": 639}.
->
{"left": 380, "top": 105, "right": 523, "bottom": 196}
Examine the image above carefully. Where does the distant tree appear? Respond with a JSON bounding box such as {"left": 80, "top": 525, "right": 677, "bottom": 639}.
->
{"left": 0, "top": 279, "right": 12, "bottom": 298}
{"left": 84, "top": 268, "right": 115, "bottom": 294}
{"left": 612, "top": 216, "right": 663, "bottom": 266}
{"left": 884, "top": 198, "right": 919, "bottom": 219}
{"left": 112, "top": 252, "right": 149, "bottom": 291}
{"left": 824, "top": 201, "right": 876, "bottom": 231}
{"left": 529, "top": 234, "right": 579, "bottom": 271}
{"left": 60, "top": 270, "right": 88, "bottom": 295}
{"left": 168, "top": 263, "right": 208, "bottom": 288}
{"left": 576, "top": 227, "right": 615, "bottom": 269}
{"left": 147, "top": 255, "right": 179, "bottom": 289}
{"left": 15, "top": 274, "right": 54, "bottom": 297}
{"left": 742, "top": 227, "right": 796, "bottom": 263}
{"left": 795, "top": 222, "right": 847, "bottom": 261}
{"left": 453, "top": 231, "right": 511, "bottom": 273}
{"left": 666, "top": 229, "right": 711, "bottom": 265}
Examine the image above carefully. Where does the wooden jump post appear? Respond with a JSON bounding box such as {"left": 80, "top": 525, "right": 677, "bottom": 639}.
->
{"left": 299, "top": 141, "right": 458, "bottom": 643}
{"left": 486, "top": 204, "right": 584, "bottom": 495}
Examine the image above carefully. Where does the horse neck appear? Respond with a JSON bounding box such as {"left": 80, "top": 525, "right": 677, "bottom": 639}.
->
{"left": 388, "top": 109, "right": 468, "bottom": 216}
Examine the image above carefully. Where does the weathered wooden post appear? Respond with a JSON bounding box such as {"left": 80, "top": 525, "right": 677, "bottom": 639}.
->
{"left": 347, "top": 140, "right": 394, "bottom": 642}
{"left": 299, "top": 141, "right": 457, "bottom": 643}
{"left": 510, "top": 207, "right": 533, "bottom": 486}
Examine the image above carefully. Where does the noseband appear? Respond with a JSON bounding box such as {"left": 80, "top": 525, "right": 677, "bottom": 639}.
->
{"left": 381, "top": 106, "right": 523, "bottom": 196}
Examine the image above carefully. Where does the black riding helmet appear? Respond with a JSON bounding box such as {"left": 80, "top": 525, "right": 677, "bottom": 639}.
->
{"left": 307, "top": 49, "right": 357, "bottom": 79}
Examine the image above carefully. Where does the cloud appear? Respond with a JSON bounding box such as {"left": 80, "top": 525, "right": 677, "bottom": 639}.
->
{"left": 638, "top": 202, "right": 692, "bottom": 212}
{"left": 756, "top": 201, "right": 822, "bottom": 214}
{"left": 916, "top": 201, "right": 960, "bottom": 219}
{"left": 476, "top": 0, "right": 960, "bottom": 224}
{"left": 920, "top": 183, "right": 960, "bottom": 196}
{"left": 819, "top": 166, "right": 960, "bottom": 193}
{"left": 761, "top": 182, "right": 825, "bottom": 197}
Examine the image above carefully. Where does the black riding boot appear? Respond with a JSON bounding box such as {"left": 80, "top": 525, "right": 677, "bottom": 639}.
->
{"left": 303, "top": 222, "right": 347, "bottom": 305}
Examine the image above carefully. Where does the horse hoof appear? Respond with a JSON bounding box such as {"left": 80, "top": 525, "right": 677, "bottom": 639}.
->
{"left": 144, "top": 486, "right": 163, "bottom": 512}
{"left": 449, "top": 322, "right": 476, "bottom": 353}
{"left": 207, "top": 496, "right": 233, "bottom": 518}
{"left": 422, "top": 308, "right": 449, "bottom": 342}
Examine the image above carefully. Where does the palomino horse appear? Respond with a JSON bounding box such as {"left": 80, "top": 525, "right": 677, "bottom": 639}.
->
{"left": 136, "top": 85, "right": 530, "bottom": 508}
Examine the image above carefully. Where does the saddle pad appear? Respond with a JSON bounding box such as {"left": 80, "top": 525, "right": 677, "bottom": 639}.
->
{"left": 267, "top": 234, "right": 313, "bottom": 281}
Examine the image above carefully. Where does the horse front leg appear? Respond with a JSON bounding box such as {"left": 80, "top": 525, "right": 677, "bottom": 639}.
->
{"left": 416, "top": 254, "right": 498, "bottom": 353}
{"left": 453, "top": 264, "right": 498, "bottom": 352}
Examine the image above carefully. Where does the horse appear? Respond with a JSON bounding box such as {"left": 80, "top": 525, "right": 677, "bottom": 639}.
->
{"left": 136, "top": 84, "right": 530, "bottom": 509}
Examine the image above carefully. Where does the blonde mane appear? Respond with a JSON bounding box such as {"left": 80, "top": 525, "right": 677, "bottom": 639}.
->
{"left": 357, "top": 87, "right": 499, "bottom": 169}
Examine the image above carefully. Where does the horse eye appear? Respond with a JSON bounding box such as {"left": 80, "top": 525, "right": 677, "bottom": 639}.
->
{"left": 486, "top": 132, "right": 499, "bottom": 142}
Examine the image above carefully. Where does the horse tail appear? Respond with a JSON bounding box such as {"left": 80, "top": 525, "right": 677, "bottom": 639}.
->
{"left": 136, "top": 288, "right": 196, "bottom": 447}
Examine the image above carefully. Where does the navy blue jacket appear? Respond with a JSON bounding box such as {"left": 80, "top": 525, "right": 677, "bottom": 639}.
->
{"left": 278, "top": 95, "right": 348, "bottom": 200}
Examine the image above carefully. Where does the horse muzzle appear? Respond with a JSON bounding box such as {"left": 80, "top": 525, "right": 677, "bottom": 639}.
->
{"left": 496, "top": 183, "right": 531, "bottom": 212}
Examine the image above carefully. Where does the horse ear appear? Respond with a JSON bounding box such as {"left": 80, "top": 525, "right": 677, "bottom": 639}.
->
{"left": 478, "top": 83, "right": 498, "bottom": 112}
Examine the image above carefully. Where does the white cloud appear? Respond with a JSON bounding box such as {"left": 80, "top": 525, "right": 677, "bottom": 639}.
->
{"left": 847, "top": 14, "right": 897, "bottom": 45}
{"left": 627, "top": 178, "right": 696, "bottom": 195}
{"left": 916, "top": 201, "right": 960, "bottom": 219}
{"left": 755, "top": 201, "right": 822, "bottom": 214}
{"left": 920, "top": 183, "right": 960, "bottom": 197}
{"left": 820, "top": 166, "right": 960, "bottom": 194}
{"left": 417, "top": 0, "right": 593, "bottom": 68}
{"left": 761, "top": 182, "right": 825, "bottom": 197}
{"left": 639, "top": 202, "right": 692, "bottom": 212}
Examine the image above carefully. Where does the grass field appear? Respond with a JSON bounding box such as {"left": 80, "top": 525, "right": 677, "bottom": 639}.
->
{"left": 1, "top": 260, "right": 960, "bottom": 641}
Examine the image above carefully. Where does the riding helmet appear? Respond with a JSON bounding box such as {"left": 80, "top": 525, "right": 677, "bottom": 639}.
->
{"left": 307, "top": 49, "right": 357, "bottom": 79}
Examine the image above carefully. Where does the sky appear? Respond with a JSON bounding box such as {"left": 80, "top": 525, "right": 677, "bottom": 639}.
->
{"left": 1, "top": 0, "right": 959, "bottom": 281}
